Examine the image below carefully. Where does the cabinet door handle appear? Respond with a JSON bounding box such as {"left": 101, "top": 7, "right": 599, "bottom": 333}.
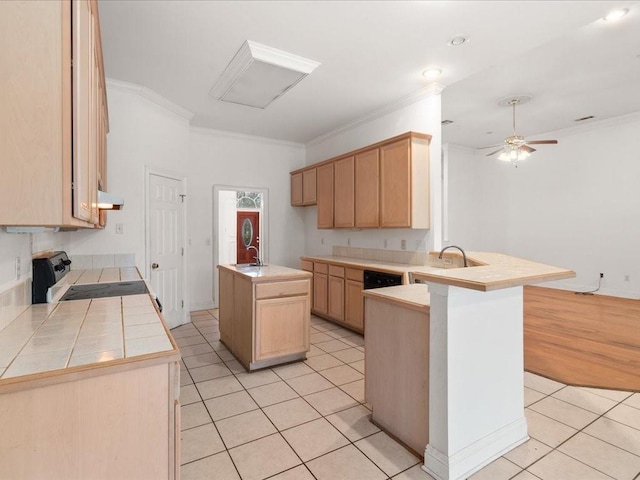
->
{"left": 151, "top": 263, "right": 159, "bottom": 269}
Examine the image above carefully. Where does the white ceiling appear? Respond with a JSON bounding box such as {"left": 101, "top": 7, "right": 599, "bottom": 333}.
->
{"left": 98, "top": 1, "right": 640, "bottom": 147}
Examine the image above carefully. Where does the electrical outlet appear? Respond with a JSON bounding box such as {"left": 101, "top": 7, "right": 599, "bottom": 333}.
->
{"left": 401, "top": 239, "right": 406, "bottom": 250}
{"left": 625, "top": 275, "right": 630, "bottom": 282}
{"left": 321, "top": 237, "right": 324, "bottom": 245}
{"left": 600, "top": 272, "right": 604, "bottom": 278}
{"left": 347, "top": 238, "right": 351, "bottom": 247}
{"left": 115, "top": 223, "right": 123, "bottom": 234}
{"left": 15, "top": 257, "right": 21, "bottom": 280}
{"left": 384, "top": 239, "right": 388, "bottom": 248}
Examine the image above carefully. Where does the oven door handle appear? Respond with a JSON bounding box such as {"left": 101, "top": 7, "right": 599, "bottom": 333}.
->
{"left": 154, "top": 295, "right": 163, "bottom": 312}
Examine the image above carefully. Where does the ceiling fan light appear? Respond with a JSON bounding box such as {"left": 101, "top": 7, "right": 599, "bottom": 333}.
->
{"left": 604, "top": 8, "right": 628, "bottom": 21}
{"left": 517, "top": 149, "right": 531, "bottom": 161}
{"left": 498, "top": 148, "right": 512, "bottom": 162}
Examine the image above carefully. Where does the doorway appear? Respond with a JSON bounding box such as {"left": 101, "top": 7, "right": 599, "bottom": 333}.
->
{"left": 212, "top": 185, "right": 269, "bottom": 307}
{"left": 146, "top": 169, "right": 187, "bottom": 329}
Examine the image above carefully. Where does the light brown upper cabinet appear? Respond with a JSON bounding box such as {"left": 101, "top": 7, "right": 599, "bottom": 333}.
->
{"left": 355, "top": 149, "right": 380, "bottom": 228}
{"left": 380, "top": 135, "right": 430, "bottom": 228}
{"left": 291, "top": 172, "right": 303, "bottom": 206}
{"left": 291, "top": 167, "right": 317, "bottom": 206}
{"left": 316, "top": 163, "right": 334, "bottom": 229}
{"left": 302, "top": 168, "right": 317, "bottom": 205}
{"left": 288, "top": 132, "right": 430, "bottom": 229}
{"left": 334, "top": 156, "right": 355, "bottom": 228}
{"left": 0, "top": 0, "right": 108, "bottom": 228}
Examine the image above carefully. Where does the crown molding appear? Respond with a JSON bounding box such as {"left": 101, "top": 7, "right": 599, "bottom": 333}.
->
{"left": 106, "top": 78, "right": 195, "bottom": 121}
{"left": 531, "top": 110, "right": 640, "bottom": 140}
{"left": 306, "top": 83, "right": 447, "bottom": 148}
{"left": 190, "top": 126, "right": 304, "bottom": 149}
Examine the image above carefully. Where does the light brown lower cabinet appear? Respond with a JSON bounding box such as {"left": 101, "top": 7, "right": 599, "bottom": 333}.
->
{"left": 345, "top": 279, "right": 364, "bottom": 330}
{"left": 0, "top": 361, "right": 181, "bottom": 479}
{"left": 306, "top": 260, "right": 365, "bottom": 334}
{"left": 218, "top": 266, "right": 311, "bottom": 370}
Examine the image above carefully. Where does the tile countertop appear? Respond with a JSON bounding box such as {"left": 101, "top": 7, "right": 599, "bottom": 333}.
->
{"left": 301, "top": 255, "right": 424, "bottom": 276}
{"left": 0, "top": 272, "right": 179, "bottom": 388}
{"left": 412, "top": 251, "right": 576, "bottom": 292}
{"left": 218, "top": 264, "right": 312, "bottom": 282}
{"left": 362, "top": 284, "right": 430, "bottom": 313}
{"left": 303, "top": 252, "right": 574, "bottom": 292}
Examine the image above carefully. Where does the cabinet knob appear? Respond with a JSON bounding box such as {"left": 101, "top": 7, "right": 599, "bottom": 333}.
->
{"left": 151, "top": 263, "right": 159, "bottom": 269}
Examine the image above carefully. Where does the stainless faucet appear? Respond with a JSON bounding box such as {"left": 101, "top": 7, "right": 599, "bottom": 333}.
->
{"left": 246, "top": 245, "right": 262, "bottom": 266}
{"left": 438, "top": 245, "right": 468, "bottom": 267}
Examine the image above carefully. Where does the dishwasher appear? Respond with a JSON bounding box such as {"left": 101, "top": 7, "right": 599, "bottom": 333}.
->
{"left": 363, "top": 270, "right": 403, "bottom": 289}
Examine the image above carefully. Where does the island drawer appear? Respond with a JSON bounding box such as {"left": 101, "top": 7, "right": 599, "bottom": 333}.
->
{"left": 255, "top": 280, "right": 309, "bottom": 300}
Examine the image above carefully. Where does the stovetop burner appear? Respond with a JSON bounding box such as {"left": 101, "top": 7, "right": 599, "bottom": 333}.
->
{"left": 59, "top": 280, "right": 149, "bottom": 301}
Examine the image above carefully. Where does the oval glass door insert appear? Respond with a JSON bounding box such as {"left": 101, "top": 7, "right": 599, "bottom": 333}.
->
{"left": 241, "top": 218, "right": 253, "bottom": 247}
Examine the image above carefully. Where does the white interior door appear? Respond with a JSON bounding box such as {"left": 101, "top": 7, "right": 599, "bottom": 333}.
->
{"left": 148, "top": 173, "right": 185, "bottom": 329}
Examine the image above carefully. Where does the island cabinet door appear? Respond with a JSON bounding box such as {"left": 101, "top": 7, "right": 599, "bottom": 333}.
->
{"left": 255, "top": 295, "right": 310, "bottom": 361}
{"left": 218, "top": 268, "right": 234, "bottom": 346}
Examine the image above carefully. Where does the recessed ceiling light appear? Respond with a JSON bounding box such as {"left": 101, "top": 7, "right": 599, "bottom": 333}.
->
{"left": 603, "top": 8, "right": 628, "bottom": 21}
{"left": 441, "top": 120, "right": 454, "bottom": 125}
{"left": 422, "top": 67, "right": 443, "bottom": 80}
{"left": 447, "top": 35, "right": 469, "bottom": 47}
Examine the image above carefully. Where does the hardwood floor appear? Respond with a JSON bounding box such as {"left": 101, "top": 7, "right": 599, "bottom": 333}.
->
{"left": 524, "top": 286, "right": 640, "bottom": 392}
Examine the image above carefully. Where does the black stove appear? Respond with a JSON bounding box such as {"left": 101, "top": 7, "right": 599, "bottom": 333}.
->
{"left": 59, "top": 280, "right": 149, "bottom": 301}
{"left": 32, "top": 251, "right": 72, "bottom": 303}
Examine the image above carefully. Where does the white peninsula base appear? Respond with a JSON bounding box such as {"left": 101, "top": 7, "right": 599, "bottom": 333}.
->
{"left": 423, "top": 283, "right": 529, "bottom": 480}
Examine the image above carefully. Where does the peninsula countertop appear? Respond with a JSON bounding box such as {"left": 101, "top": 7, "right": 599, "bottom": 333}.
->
{"left": 412, "top": 251, "right": 575, "bottom": 292}
{"left": 302, "top": 251, "right": 574, "bottom": 292}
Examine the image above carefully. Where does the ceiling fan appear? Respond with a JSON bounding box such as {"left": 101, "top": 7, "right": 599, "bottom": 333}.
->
{"left": 480, "top": 96, "right": 558, "bottom": 162}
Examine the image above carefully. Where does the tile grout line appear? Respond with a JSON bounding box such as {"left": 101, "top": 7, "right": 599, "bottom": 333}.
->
{"left": 518, "top": 383, "right": 636, "bottom": 479}
{"left": 181, "top": 312, "right": 397, "bottom": 479}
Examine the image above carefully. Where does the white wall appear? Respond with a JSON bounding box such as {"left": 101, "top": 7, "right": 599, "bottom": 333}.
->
{"left": 64, "top": 83, "right": 192, "bottom": 271}
{"left": 189, "top": 129, "right": 306, "bottom": 309}
{"left": 302, "top": 92, "right": 443, "bottom": 257}
{"left": 64, "top": 82, "right": 306, "bottom": 312}
{"left": 447, "top": 114, "right": 640, "bottom": 299}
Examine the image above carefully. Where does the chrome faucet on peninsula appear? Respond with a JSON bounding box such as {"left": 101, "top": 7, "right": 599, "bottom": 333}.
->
{"left": 438, "top": 245, "right": 468, "bottom": 267}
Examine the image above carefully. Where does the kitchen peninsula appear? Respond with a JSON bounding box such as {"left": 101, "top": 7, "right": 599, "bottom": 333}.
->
{"left": 363, "top": 252, "right": 574, "bottom": 480}
{"left": 218, "top": 264, "right": 312, "bottom": 371}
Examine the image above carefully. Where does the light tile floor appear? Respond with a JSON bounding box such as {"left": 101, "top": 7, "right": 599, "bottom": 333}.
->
{"left": 175, "top": 311, "right": 640, "bottom": 480}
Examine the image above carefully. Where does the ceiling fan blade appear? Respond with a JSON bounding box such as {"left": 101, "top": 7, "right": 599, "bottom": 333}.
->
{"left": 526, "top": 140, "right": 558, "bottom": 145}
{"left": 486, "top": 148, "right": 503, "bottom": 157}
{"left": 477, "top": 144, "right": 502, "bottom": 150}
{"left": 521, "top": 145, "right": 536, "bottom": 153}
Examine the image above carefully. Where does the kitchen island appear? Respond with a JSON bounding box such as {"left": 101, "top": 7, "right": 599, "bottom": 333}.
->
{"left": 0, "top": 280, "right": 180, "bottom": 479}
{"left": 363, "top": 252, "right": 574, "bottom": 480}
{"left": 218, "top": 264, "right": 312, "bottom": 371}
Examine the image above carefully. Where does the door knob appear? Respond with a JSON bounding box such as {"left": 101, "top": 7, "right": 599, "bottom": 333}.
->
{"left": 151, "top": 263, "right": 159, "bottom": 269}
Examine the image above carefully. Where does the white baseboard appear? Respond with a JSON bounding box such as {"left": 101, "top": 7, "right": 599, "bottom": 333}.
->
{"left": 423, "top": 417, "right": 528, "bottom": 480}
{"left": 188, "top": 302, "right": 216, "bottom": 312}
